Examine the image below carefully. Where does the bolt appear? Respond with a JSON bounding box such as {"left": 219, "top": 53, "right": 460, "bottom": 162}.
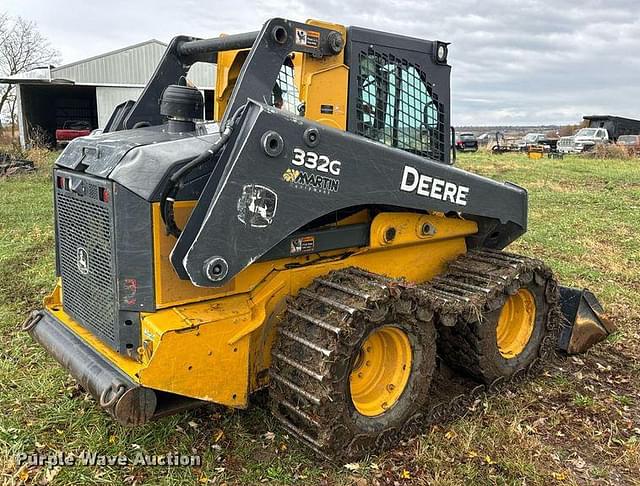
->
{"left": 387, "top": 384, "right": 395, "bottom": 392}
{"left": 357, "top": 372, "right": 363, "bottom": 378}
{"left": 366, "top": 346, "right": 372, "bottom": 353}
{"left": 327, "top": 31, "right": 344, "bottom": 54}
{"left": 365, "top": 361, "right": 371, "bottom": 367}
{"left": 203, "top": 257, "right": 228, "bottom": 282}
{"left": 421, "top": 223, "right": 433, "bottom": 235}
{"left": 381, "top": 401, "right": 388, "bottom": 410}
{"left": 384, "top": 227, "right": 396, "bottom": 243}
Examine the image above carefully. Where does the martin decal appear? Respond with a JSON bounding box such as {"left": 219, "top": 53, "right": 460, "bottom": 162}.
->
{"left": 282, "top": 168, "right": 340, "bottom": 194}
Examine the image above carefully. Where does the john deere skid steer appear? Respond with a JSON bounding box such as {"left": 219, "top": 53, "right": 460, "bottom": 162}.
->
{"left": 23, "top": 18, "right": 614, "bottom": 461}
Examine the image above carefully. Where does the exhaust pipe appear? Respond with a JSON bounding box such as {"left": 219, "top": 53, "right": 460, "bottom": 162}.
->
{"left": 24, "top": 310, "right": 203, "bottom": 425}
{"left": 557, "top": 287, "right": 615, "bottom": 354}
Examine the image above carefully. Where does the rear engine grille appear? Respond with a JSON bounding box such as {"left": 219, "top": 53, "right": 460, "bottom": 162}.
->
{"left": 56, "top": 186, "right": 116, "bottom": 344}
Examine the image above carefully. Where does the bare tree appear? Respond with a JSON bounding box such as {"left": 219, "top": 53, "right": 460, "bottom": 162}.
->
{"left": 0, "top": 14, "right": 59, "bottom": 130}
{"left": 7, "top": 89, "right": 17, "bottom": 139}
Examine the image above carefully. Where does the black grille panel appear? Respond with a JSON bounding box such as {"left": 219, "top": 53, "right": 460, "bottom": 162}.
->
{"left": 56, "top": 183, "right": 117, "bottom": 345}
{"left": 355, "top": 49, "right": 446, "bottom": 162}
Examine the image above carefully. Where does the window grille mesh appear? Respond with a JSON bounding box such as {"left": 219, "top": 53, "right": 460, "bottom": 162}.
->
{"left": 356, "top": 50, "right": 445, "bottom": 161}
{"left": 271, "top": 58, "right": 300, "bottom": 115}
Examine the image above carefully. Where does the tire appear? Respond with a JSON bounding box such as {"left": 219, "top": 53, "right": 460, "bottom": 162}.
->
{"left": 438, "top": 275, "right": 555, "bottom": 384}
{"left": 269, "top": 271, "right": 437, "bottom": 462}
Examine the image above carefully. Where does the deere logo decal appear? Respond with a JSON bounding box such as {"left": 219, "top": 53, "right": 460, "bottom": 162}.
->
{"left": 282, "top": 168, "right": 339, "bottom": 194}
{"left": 77, "top": 247, "right": 89, "bottom": 275}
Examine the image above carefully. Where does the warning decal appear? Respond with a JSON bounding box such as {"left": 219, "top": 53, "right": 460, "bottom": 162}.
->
{"left": 290, "top": 235, "right": 315, "bottom": 254}
{"left": 295, "top": 28, "right": 320, "bottom": 48}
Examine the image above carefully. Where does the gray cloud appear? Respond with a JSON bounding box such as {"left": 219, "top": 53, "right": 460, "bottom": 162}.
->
{"left": 4, "top": 0, "right": 639, "bottom": 125}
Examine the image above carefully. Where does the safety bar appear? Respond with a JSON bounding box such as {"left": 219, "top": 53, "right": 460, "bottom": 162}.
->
{"left": 178, "top": 31, "right": 260, "bottom": 60}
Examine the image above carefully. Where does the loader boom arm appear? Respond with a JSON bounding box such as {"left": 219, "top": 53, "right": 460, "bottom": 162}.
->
{"left": 123, "top": 18, "right": 343, "bottom": 130}
{"left": 172, "top": 100, "right": 528, "bottom": 287}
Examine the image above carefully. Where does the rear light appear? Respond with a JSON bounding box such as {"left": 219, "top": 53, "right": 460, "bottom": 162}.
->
{"left": 56, "top": 176, "right": 70, "bottom": 190}
{"left": 99, "top": 187, "right": 110, "bottom": 203}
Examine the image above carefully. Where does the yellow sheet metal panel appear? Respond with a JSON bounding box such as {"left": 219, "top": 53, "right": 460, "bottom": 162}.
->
{"left": 51, "top": 212, "right": 478, "bottom": 408}
{"left": 140, "top": 307, "right": 253, "bottom": 407}
{"left": 152, "top": 201, "right": 232, "bottom": 306}
{"left": 214, "top": 49, "right": 249, "bottom": 121}
{"left": 370, "top": 213, "right": 478, "bottom": 248}
{"left": 152, "top": 202, "right": 367, "bottom": 308}
{"left": 299, "top": 20, "right": 348, "bottom": 130}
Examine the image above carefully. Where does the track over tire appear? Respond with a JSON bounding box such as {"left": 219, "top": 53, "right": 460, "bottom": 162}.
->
{"left": 269, "top": 269, "right": 437, "bottom": 462}
{"left": 437, "top": 254, "right": 559, "bottom": 384}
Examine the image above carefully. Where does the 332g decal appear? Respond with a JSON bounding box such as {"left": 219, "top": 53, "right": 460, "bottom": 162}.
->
{"left": 291, "top": 148, "right": 342, "bottom": 176}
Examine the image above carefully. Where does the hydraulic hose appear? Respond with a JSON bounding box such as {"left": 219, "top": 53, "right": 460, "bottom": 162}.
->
{"left": 160, "top": 105, "right": 246, "bottom": 237}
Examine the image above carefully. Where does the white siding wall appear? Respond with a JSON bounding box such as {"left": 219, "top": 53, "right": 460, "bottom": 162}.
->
{"left": 96, "top": 87, "right": 144, "bottom": 127}
{"left": 53, "top": 41, "right": 216, "bottom": 89}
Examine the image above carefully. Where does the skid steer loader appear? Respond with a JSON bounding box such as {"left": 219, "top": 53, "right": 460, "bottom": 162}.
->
{"left": 23, "top": 18, "right": 614, "bottom": 461}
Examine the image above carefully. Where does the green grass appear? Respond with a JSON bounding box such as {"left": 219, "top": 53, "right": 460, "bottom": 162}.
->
{"left": 1, "top": 151, "right": 639, "bottom": 485}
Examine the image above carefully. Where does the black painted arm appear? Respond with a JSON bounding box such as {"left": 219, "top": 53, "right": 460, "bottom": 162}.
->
{"left": 172, "top": 100, "right": 527, "bottom": 287}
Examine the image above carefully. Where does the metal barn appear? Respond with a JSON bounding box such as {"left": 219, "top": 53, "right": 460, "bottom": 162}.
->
{"left": 1, "top": 40, "right": 216, "bottom": 148}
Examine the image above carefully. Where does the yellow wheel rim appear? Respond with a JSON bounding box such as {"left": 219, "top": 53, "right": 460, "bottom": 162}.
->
{"left": 496, "top": 288, "right": 536, "bottom": 358}
{"left": 349, "top": 326, "right": 412, "bottom": 417}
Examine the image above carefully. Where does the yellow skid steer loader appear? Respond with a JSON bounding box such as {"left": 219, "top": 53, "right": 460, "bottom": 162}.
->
{"left": 23, "top": 18, "right": 613, "bottom": 461}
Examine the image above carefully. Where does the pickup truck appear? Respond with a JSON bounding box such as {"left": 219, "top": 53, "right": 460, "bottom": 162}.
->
{"left": 517, "top": 133, "right": 558, "bottom": 151}
{"left": 55, "top": 121, "right": 92, "bottom": 146}
{"left": 558, "top": 128, "right": 610, "bottom": 154}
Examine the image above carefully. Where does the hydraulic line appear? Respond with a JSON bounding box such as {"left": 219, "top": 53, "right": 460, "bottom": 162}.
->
{"left": 160, "top": 105, "right": 246, "bottom": 237}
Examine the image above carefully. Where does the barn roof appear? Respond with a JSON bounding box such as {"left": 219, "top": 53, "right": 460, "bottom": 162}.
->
{"left": 0, "top": 39, "right": 215, "bottom": 89}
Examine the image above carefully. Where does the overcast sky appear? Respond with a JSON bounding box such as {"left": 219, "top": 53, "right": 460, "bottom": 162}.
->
{"left": 3, "top": 0, "right": 639, "bottom": 126}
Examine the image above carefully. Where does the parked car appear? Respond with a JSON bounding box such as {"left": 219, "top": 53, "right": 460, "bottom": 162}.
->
{"left": 517, "top": 133, "right": 545, "bottom": 150}
{"left": 55, "top": 121, "right": 92, "bottom": 146}
{"left": 476, "top": 132, "right": 493, "bottom": 146}
{"left": 517, "top": 133, "right": 558, "bottom": 152}
{"left": 455, "top": 132, "right": 478, "bottom": 152}
{"left": 616, "top": 134, "right": 640, "bottom": 153}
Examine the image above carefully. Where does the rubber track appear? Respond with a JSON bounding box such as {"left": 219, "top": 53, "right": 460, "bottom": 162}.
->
{"left": 269, "top": 249, "right": 561, "bottom": 461}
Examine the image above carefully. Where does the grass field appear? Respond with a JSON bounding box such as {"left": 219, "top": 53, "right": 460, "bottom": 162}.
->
{"left": 0, "top": 150, "right": 638, "bottom": 485}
